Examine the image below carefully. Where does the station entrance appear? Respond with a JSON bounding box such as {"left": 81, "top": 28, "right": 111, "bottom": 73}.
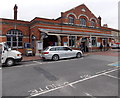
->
{"left": 43, "top": 35, "right": 58, "bottom": 49}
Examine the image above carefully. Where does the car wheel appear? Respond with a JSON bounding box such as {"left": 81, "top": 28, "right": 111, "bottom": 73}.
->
{"left": 52, "top": 55, "right": 59, "bottom": 61}
{"left": 76, "top": 52, "right": 82, "bottom": 58}
{"left": 6, "top": 59, "right": 15, "bottom": 67}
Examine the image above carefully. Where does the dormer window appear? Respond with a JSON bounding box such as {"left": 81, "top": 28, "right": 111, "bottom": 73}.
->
{"left": 80, "top": 18, "right": 86, "bottom": 26}
{"left": 69, "top": 16, "right": 74, "bottom": 25}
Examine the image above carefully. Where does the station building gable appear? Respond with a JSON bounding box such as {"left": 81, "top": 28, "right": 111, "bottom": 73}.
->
{"left": 57, "top": 4, "right": 100, "bottom": 28}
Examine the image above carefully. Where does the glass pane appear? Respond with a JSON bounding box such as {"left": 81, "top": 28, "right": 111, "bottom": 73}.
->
{"left": 13, "top": 37, "right": 17, "bottom": 41}
{"left": 7, "top": 37, "right": 11, "bottom": 41}
{"left": 7, "top": 42, "right": 11, "bottom": 47}
{"left": 69, "top": 36, "right": 75, "bottom": 47}
{"left": 13, "top": 42, "right": 17, "bottom": 46}
{"left": 18, "top": 42, "right": 22, "bottom": 46}
{"left": 80, "top": 18, "right": 86, "bottom": 26}
{"left": 18, "top": 37, "right": 22, "bottom": 41}
{"left": 50, "top": 48, "right": 56, "bottom": 51}
{"left": 91, "top": 37, "right": 96, "bottom": 46}
{"left": 91, "top": 21, "right": 95, "bottom": 27}
{"left": 69, "top": 16, "right": 74, "bottom": 24}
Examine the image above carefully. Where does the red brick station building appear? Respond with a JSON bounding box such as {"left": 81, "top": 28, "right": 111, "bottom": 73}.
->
{"left": 0, "top": 4, "right": 119, "bottom": 55}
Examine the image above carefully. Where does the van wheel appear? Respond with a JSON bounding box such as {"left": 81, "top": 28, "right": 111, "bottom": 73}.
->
{"left": 6, "top": 59, "right": 15, "bottom": 67}
{"left": 76, "top": 52, "right": 82, "bottom": 58}
{"left": 52, "top": 55, "right": 59, "bottom": 61}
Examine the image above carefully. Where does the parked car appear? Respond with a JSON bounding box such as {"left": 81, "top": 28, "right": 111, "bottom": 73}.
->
{"left": 111, "top": 43, "right": 120, "bottom": 49}
{"left": 41, "top": 46, "right": 83, "bottom": 61}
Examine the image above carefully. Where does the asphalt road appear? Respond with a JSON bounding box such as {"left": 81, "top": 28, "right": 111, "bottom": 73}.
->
{"left": 2, "top": 54, "right": 119, "bottom": 97}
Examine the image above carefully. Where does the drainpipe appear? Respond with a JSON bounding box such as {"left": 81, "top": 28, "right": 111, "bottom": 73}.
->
{"left": 28, "top": 26, "right": 31, "bottom": 43}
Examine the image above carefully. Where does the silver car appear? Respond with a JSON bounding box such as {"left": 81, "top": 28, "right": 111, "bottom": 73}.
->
{"left": 41, "top": 46, "right": 83, "bottom": 61}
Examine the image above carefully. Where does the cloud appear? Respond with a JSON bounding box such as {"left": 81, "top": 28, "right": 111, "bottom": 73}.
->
{"left": 0, "top": 0, "right": 119, "bottom": 29}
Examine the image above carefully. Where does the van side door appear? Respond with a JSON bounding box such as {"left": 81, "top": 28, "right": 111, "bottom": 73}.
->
{"left": 1, "top": 44, "right": 8, "bottom": 64}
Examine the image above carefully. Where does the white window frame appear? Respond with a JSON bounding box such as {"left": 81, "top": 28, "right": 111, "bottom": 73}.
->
{"left": 6, "top": 29, "right": 23, "bottom": 49}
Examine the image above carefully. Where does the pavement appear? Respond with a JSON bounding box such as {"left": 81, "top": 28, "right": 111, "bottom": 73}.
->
{"left": 22, "top": 49, "right": 119, "bottom": 62}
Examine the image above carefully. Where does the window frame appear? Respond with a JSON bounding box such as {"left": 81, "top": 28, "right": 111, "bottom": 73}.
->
{"left": 68, "top": 16, "right": 74, "bottom": 25}
{"left": 91, "top": 20, "right": 95, "bottom": 27}
{"left": 80, "top": 18, "right": 86, "bottom": 26}
{"left": 6, "top": 29, "right": 23, "bottom": 49}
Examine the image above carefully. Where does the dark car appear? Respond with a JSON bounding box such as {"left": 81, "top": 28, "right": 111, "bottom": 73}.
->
{"left": 111, "top": 43, "right": 120, "bottom": 49}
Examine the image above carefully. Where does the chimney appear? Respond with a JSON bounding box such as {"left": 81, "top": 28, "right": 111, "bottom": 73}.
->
{"left": 98, "top": 16, "right": 101, "bottom": 27}
{"left": 14, "top": 4, "right": 18, "bottom": 20}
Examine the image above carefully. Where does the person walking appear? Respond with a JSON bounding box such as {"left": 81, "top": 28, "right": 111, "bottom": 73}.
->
{"left": 99, "top": 43, "right": 103, "bottom": 51}
{"left": 80, "top": 43, "right": 84, "bottom": 52}
{"left": 107, "top": 43, "right": 110, "bottom": 51}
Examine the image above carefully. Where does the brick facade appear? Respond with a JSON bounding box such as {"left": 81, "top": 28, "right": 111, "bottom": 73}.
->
{"left": 0, "top": 4, "right": 118, "bottom": 54}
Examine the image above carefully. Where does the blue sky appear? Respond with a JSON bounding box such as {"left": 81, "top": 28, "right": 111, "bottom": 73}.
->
{"left": 0, "top": 0, "right": 119, "bottom": 29}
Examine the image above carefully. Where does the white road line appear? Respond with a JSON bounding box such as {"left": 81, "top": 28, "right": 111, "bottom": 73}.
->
{"left": 69, "top": 68, "right": 118, "bottom": 86}
{"left": 33, "top": 61, "right": 43, "bottom": 64}
{"left": 0, "top": 67, "right": 1, "bottom": 70}
{"left": 84, "top": 92, "right": 92, "bottom": 96}
{"left": 3, "top": 58, "right": 84, "bottom": 69}
{"left": 68, "top": 84, "right": 76, "bottom": 88}
{"left": 6, "top": 64, "right": 37, "bottom": 69}
{"left": 95, "top": 70, "right": 107, "bottom": 74}
{"left": 103, "top": 73, "right": 120, "bottom": 80}
{"left": 27, "top": 68, "right": 118, "bottom": 97}
{"left": 84, "top": 92, "right": 96, "bottom": 98}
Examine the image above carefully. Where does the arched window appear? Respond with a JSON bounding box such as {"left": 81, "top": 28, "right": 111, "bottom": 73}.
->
{"left": 69, "top": 16, "right": 74, "bottom": 24}
{"left": 6, "top": 29, "right": 23, "bottom": 48}
{"left": 91, "top": 20, "right": 95, "bottom": 27}
{"left": 80, "top": 18, "right": 86, "bottom": 26}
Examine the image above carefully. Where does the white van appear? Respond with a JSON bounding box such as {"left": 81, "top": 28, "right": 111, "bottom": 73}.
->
{"left": 0, "top": 42, "right": 22, "bottom": 66}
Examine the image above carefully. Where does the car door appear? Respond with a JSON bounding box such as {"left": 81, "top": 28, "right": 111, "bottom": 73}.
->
{"left": 63, "top": 47, "right": 73, "bottom": 58}
{"left": 57, "top": 47, "right": 67, "bottom": 59}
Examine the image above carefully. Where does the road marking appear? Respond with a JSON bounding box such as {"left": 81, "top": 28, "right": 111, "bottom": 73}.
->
{"left": 108, "top": 61, "right": 120, "bottom": 67}
{"left": 95, "top": 68, "right": 114, "bottom": 74}
{"left": 69, "top": 68, "right": 118, "bottom": 86}
{"left": 5, "top": 64, "right": 38, "bottom": 69}
{"left": 68, "top": 84, "right": 76, "bottom": 88}
{"left": 0, "top": 67, "right": 1, "bottom": 70}
{"left": 2, "top": 58, "right": 84, "bottom": 69}
{"left": 33, "top": 61, "right": 43, "bottom": 64}
{"left": 103, "top": 73, "right": 120, "bottom": 80}
{"left": 27, "top": 68, "right": 118, "bottom": 97}
{"left": 84, "top": 92, "right": 96, "bottom": 98}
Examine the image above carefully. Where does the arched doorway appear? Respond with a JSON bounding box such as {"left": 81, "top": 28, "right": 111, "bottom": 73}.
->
{"left": 43, "top": 35, "right": 58, "bottom": 49}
